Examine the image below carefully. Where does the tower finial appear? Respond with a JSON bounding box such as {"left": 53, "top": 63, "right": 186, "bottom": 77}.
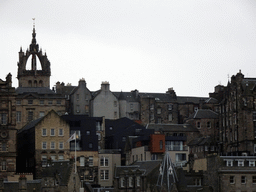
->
{"left": 32, "top": 18, "right": 35, "bottom": 29}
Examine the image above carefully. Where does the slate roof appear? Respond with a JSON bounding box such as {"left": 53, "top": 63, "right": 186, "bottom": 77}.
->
{"left": 187, "top": 109, "right": 218, "bottom": 119}
{"left": 41, "top": 160, "right": 73, "bottom": 186}
{"left": 18, "top": 110, "right": 59, "bottom": 134}
{"left": 17, "top": 116, "right": 44, "bottom": 134}
{"left": 177, "top": 96, "right": 209, "bottom": 104}
{"left": 113, "top": 91, "right": 140, "bottom": 102}
{"left": 147, "top": 123, "right": 199, "bottom": 132}
{"left": 115, "top": 160, "right": 161, "bottom": 177}
{"left": 187, "top": 136, "right": 213, "bottom": 146}
{"left": 139, "top": 92, "right": 176, "bottom": 102}
{"left": 242, "top": 78, "right": 256, "bottom": 95}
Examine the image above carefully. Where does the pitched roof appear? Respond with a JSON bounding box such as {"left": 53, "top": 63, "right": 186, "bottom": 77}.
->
{"left": 139, "top": 92, "right": 176, "bottom": 102}
{"left": 187, "top": 136, "right": 213, "bottom": 146}
{"left": 115, "top": 160, "right": 161, "bottom": 177}
{"left": 18, "top": 110, "right": 60, "bottom": 133}
{"left": 41, "top": 160, "right": 73, "bottom": 186}
{"left": 147, "top": 123, "right": 199, "bottom": 132}
{"left": 177, "top": 96, "right": 209, "bottom": 104}
{"left": 188, "top": 109, "right": 218, "bottom": 119}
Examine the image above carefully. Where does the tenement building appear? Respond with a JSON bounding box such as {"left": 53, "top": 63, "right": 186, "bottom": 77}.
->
{"left": 0, "top": 74, "right": 17, "bottom": 179}
{"left": 210, "top": 70, "right": 256, "bottom": 155}
{"left": 16, "top": 26, "right": 66, "bottom": 129}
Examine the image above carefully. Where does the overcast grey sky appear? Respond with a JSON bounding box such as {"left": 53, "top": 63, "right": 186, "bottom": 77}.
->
{"left": 1, "top": 0, "right": 256, "bottom": 96}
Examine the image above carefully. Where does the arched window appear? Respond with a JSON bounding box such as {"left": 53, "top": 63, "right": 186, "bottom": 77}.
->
{"left": 34, "top": 80, "right": 37, "bottom": 87}
{"left": 39, "top": 80, "right": 43, "bottom": 87}
{"left": 28, "top": 80, "right": 32, "bottom": 87}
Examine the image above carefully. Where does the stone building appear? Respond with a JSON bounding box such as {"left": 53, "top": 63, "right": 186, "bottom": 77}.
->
{"left": 69, "top": 79, "right": 92, "bottom": 116}
{"left": 210, "top": 70, "right": 256, "bottom": 155}
{"left": 186, "top": 109, "right": 219, "bottom": 139}
{"left": 98, "top": 150, "right": 121, "bottom": 188}
{"left": 15, "top": 26, "right": 66, "bottom": 130}
{"left": 0, "top": 73, "right": 17, "bottom": 179}
{"left": 139, "top": 88, "right": 178, "bottom": 125}
{"left": 17, "top": 110, "right": 70, "bottom": 179}
{"left": 91, "top": 81, "right": 119, "bottom": 119}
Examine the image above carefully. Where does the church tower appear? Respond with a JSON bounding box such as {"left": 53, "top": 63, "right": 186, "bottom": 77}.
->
{"left": 17, "top": 25, "right": 51, "bottom": 88}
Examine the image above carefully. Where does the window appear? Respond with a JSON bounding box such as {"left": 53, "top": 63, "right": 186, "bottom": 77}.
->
{"left": 86, "top": 131, "right": 90, "bottom": 135}
{"left": 249, "top": 160, "right": 255, "bottom": 167}
{"left": 16, "top": 111, "right": 21, "bottom": 122}
{"left": 207, "top": 121, "right": 211, "bottom": 128}
{"left": 80, "top": 156, "right": 85, "bottom": 166}
{"left": 136, "top": 176, "right": 140, "bottom": 187}
{"left": 1, "top": 143, "right": 7, "bottom": 151}
{"left": 168, "top": 104, "right": 173, "bottom": 111}
{"left": 238, "top": 160, "right": 244, "bottom": 167}
{"left": 1, "top": 161, "right": 6, "bottom": 171}
{"left": 76, "top": 105, "right": 80, "bottom": 113}
{"left": 241, "top": 176, "right": 246, "bottom": 184}
{"left": 100, "top": 157, "right": 109, "bottom": 167}
{"left": 253, "top": 111, "right": 256, "bottom": 121}
{"left": 76, "top": 94, "right": 79, "bottom": 100}
{"left": 1, "top": 114, "right": 7, "bottom": 125}
{"left": 157, "top": 108, "right": 161, "bottom": 114}
{"left": 226, "top": 160, "right": 233, "bottom": 167}
{"left": 39, "top": 111, "right": 45, "bottom": 118}
{"left": 157, "top": 118, "right": 161, "bottom": 124}
{"left": 42, "top": 129, "right": 47, "bottom": 136}
{"left": 100, "top": 170, "right": 109, "bottom": 180}
{"left": 120, "top": 177, "right": 125, "bottom": 188}
{"left": 28, "top": 99, "right": 33, "bottom": 104}
{"left": 114, "top": 111, "right": 117, "bottom": 118}
{"left": 253, "top": 176, "right": 256, "bottom": 184}
{"left": 114, "top": 101, "right": 117, "bottom": 107}
{"left": 197, "top": 122, "right": 201, "bottom": 129}
{"left": 51, "top": 141, "right": 55, "bottom": 149}
{"left": 59, "top": 142, "right": 64, "bottom": 149}
{"left": 151, "top": 154, "right": 158, "bottom": 160}
{"left": 129, "top": 177, "right": 133, "bottom": 187}
{"left": 130, "top": 104, "right": 133, "bottom": 111}
{"left": 16, "top": 100, "right": 21, "bottom": 105}
{"left": 160, "top": 140, "right": 163, "bottom": 150}
{"left": 51, "top": 155, "right": 56, "bottom": 161}
{"left": 41, "top": 155, "right": 47, "bottom": 167}
{"left": 59, "top": 129, "right": 63, "bottom": 136}
{"left": 230, "top": 176, "right": 235, "bottom": 184}
{"left": 150, "top": 113, "right": 154, "bottom": 121}
{"left": 89, "top": 156, "right": 93, "bottom": 167}
{"left": 168, "top": 113, "right": 172, "bottom": 121}
{"left": 40, "top": 100, "right": 44, "bottom": 105}
{"left": 27, "top": 111, "right": 33, "bottom": 122}
{"left": 195, "top": 178, "right": 201, "bottom": 186}
{"left": 150, "top": 104, "right": 154, "bottom": 110}
{"left": 50, "top": 129, "right": 55, "bottom": 136}
{"left": 58, "top": 155, "right": 64, "bottom": 160}
{"left": 42, "top": 142, "right": 47, "bottom": 149}
{"left": 57, "top": 100, "right": 61, "bottom": 105}
{"left": 175, "top": 153, "right": 186, "bottom": 162}
{"left": 96, "top": 122, "right": 101, "bottom": 131}
{"left": 89, "top": 143, "right": 93, "bottom": 149}
{"left": 48, "top": 100, "right": 53, "bottom": 105}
